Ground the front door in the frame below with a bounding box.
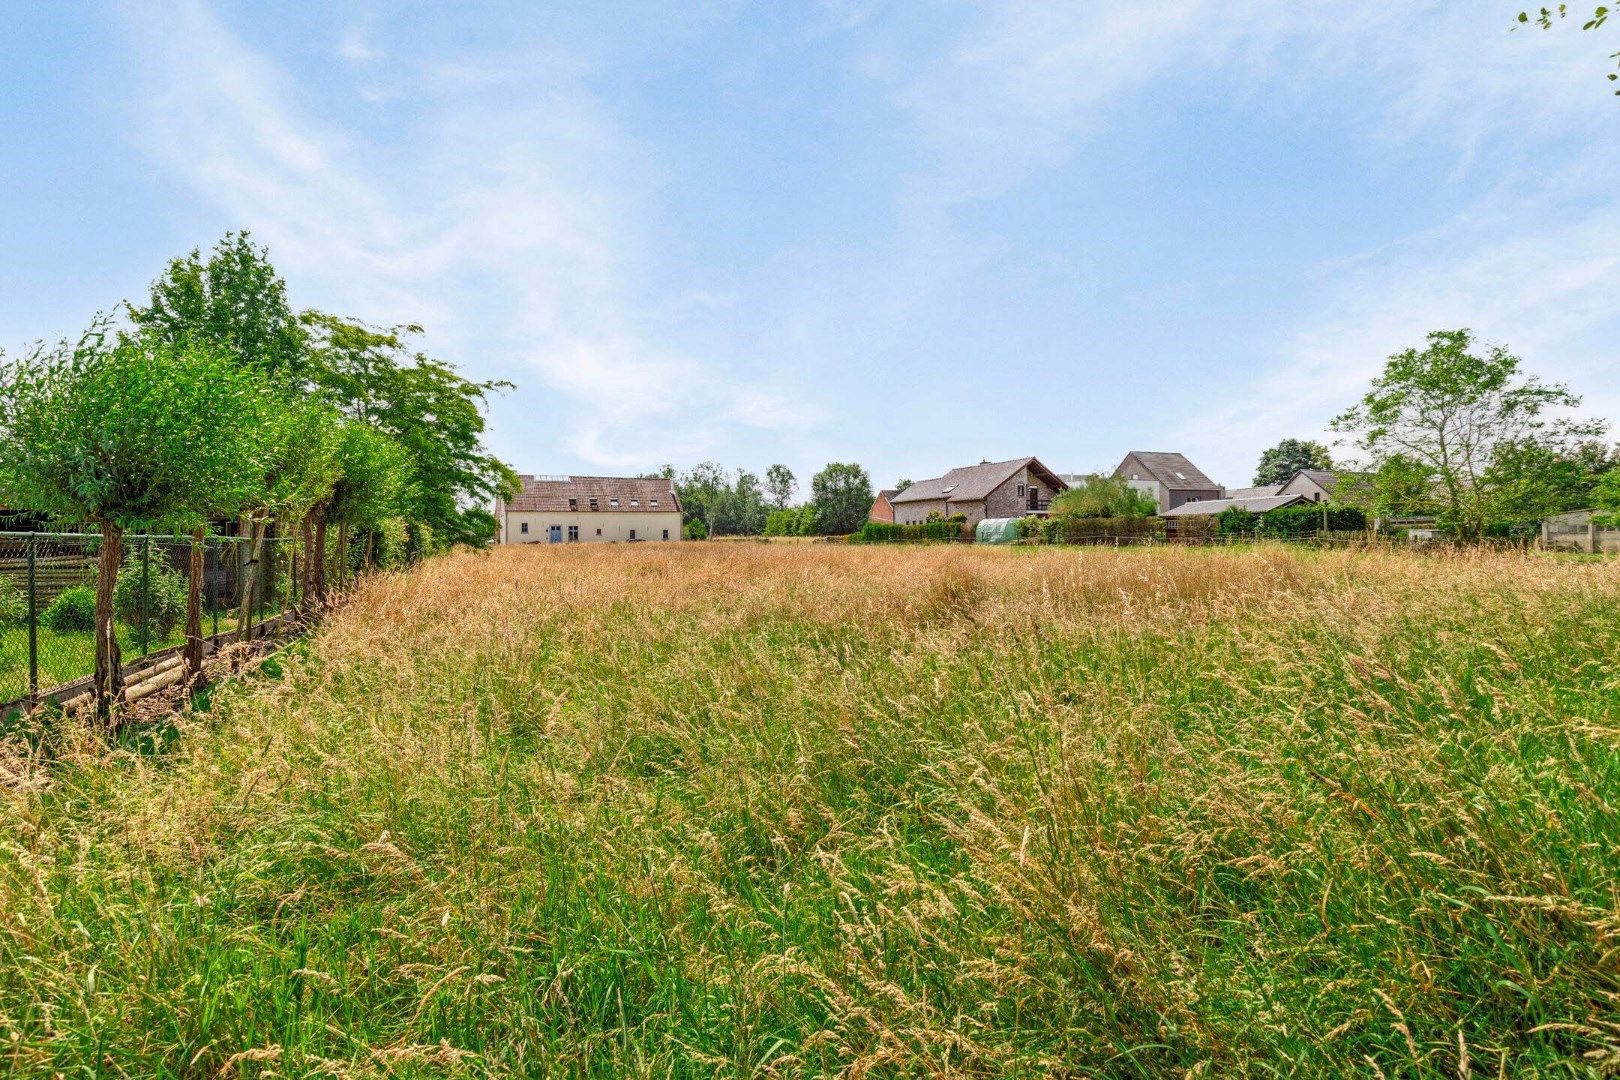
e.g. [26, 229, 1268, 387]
[548, 525, 563, 544]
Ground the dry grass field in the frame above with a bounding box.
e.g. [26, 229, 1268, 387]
[2, 542, 1618, 1077]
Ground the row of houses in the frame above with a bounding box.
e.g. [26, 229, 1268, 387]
[870, 451, 1338, 529]
[488, 452, 1340, 546]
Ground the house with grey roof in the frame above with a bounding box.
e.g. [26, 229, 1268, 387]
[1278, 469, 1338, 502]
[889, 457, 1067, 527]
[1112, 451, 1222, 513]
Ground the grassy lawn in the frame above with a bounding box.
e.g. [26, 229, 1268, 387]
[0, 612, 245, 701]
[1, 543, 1617, 1075]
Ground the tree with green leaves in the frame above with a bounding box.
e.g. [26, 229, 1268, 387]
[126, 231, 307, 378]
[1050, 473, 1159, 519]
[302, 313, 516, 547]
[1253, 439, 1333, 487]
[0, 327, 274, 717]
[809, 462, 873, 535]
[765, 464, 796, 510]
[1331, 329, 1605, 539]
[1593, 469, 1620, 525]
[322, 423, 408, 595]
[1518, 5, 1617, 95]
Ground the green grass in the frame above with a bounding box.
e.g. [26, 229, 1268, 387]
[0, 543, 1617, 1076]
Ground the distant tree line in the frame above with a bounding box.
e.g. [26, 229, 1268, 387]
[0, 232, 514, 719]
[649, 461, 874, 538]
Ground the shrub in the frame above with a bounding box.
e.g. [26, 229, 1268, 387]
[114, 550, 187, 640]
[1217, 504, 1368, 538]
[0, 577, 24, 625]
[41, 585, 97, 633]
[792, 505, 819, 536]
[1046, 516, 1164, 544]
[763, 509, 797, 537]
[683, 519, 709, 541]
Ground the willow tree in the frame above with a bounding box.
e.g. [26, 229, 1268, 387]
[0, 327, 269, 718]
[320, 422, 408, 599]
[237, 398, 341, 636]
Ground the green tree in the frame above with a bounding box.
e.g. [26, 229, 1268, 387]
[1593, 469, 1620, 525]
[321, 422, 408, 596]
[809, 462, 873, 535]
[765, 464, 796, 510]
[1050, 474, 1158, 519]
[1253, 439, 1333, 487]
[126, 231, 307, 378]
[1330, 329, 1605, 539]
[0, 327, 273, 717]
[302, 313, 516, 546]
[1519, 6, 1617, 95]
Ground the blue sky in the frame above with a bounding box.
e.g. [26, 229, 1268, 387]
[2, 2, 1616, 493]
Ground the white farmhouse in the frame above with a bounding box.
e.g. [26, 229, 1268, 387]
[495, 475, 684, 544]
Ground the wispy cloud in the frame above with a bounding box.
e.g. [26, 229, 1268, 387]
[117, 0, 820, 471]
[884, 1, 1618, 482]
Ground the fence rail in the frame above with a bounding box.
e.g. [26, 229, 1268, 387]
[0, 530, 324, 712]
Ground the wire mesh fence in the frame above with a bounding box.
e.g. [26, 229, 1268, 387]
[0, 530, 312, 707]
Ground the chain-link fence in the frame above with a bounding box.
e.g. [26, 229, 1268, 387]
[0, 530, 314, 708]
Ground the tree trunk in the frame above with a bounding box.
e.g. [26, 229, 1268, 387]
[336, 521, 349, 592]
[237, 517, 263, 642]
[184, 524, 206, 677]
[93, 522, 124, 723]
[299, 513, 316, 615]
[362, 528, 375, 572]
[313, 518, 329, 605]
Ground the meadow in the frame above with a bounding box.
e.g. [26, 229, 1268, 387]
[1, 542, 1617, 1077]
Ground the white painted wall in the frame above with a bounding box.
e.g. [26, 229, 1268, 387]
[502, 510, 683, 544]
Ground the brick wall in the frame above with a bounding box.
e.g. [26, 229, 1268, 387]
[869, 495, 895, 523]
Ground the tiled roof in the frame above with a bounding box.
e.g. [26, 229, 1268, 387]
[1225, 484, 1283, 500]
[504, 475, 681, 513]
[1117, 451, 1219, 491]
[1292, 469, 1338, 489]
[890, 457, 1065, 504]
[1162, 494, 1309, 517]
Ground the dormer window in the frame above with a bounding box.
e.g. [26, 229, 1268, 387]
[650, 498, 659, 507]
[568, 498, 577, 510]
[589, 498, 598, 510]
[609, 498, 620, 507]
[630, 499, 640, 507]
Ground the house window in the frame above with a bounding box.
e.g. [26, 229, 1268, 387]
[650, 498, 659, 507]
[595, 528, 602, 536]
[629, 529, 637, 540]
[589, 498, 599, 510]
[1017, 484, 1025, 497]
[630, 499, 640, 507]
[662, 529, 669, 540]
[1186, 496, 1199, 503]
[520, 522, 529, 534]
[609, 498, 620, 507]
[568, 498, 577, 510]
[568, 525, 579, 542]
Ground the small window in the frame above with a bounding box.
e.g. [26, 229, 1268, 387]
[1017, 484, 1025, 497]
[589, 498, 599, 510]
[610, 498, 620, 507]
[568, 498, 577, 510]
[568, 525, 579, 541]
[595, 528, 602, 536]
[630, 499, 640, 507]
[1186, 496, 1199, 503]
[650, 498, 659, 507]
[662, 529, 669, 540]
[629, 529, 637, 540]
[520, 522, 529, 534]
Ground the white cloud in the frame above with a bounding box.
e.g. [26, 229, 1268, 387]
[888, 1, 1619, 483]
[116, 0, 818, 470]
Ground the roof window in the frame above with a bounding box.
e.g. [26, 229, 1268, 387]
[630, 499, 640, 507]
[609, 498, 620, 507]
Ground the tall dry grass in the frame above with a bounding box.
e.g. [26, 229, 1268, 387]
[1, 542, 1617, 1076]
